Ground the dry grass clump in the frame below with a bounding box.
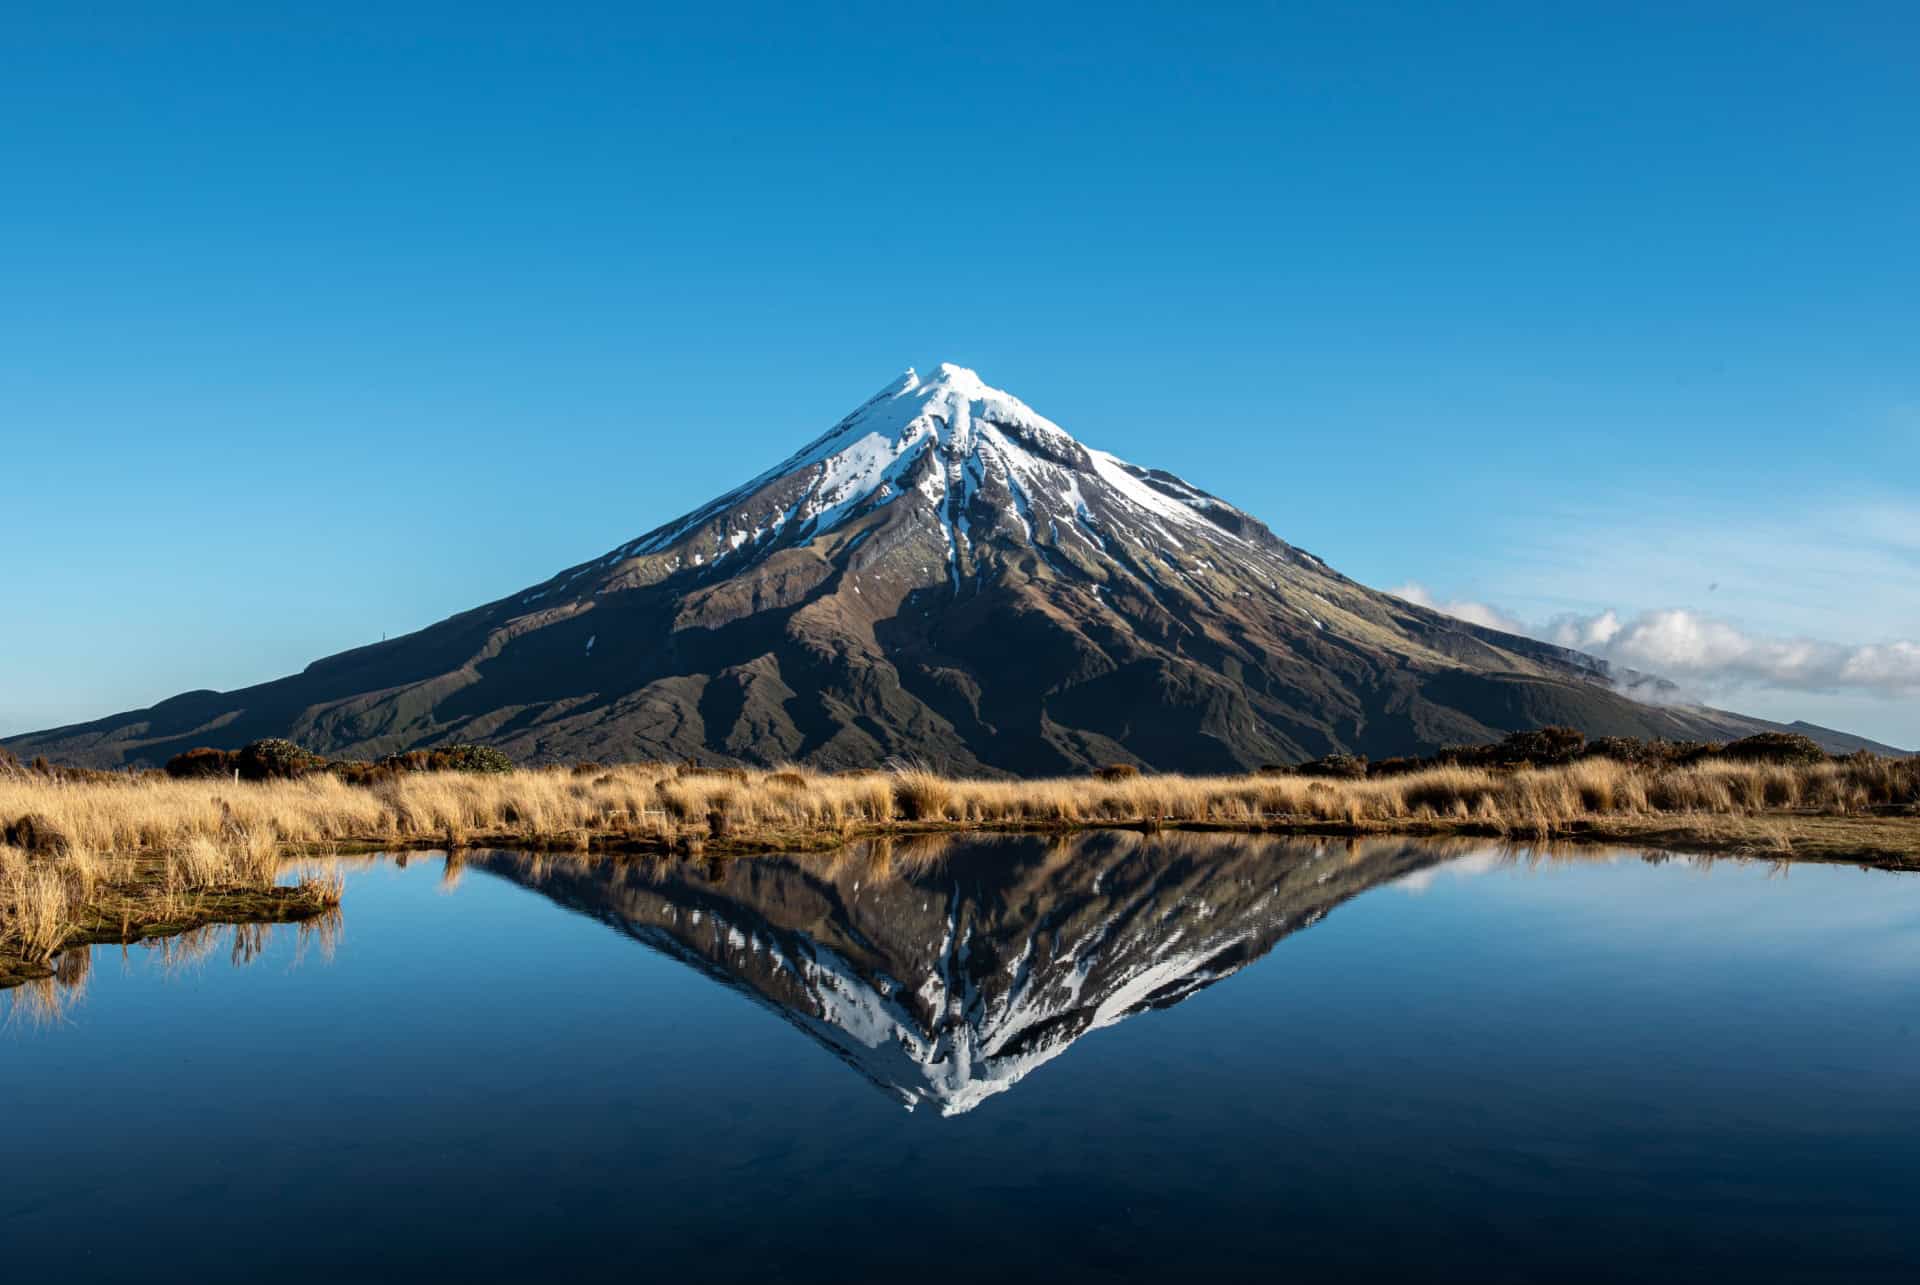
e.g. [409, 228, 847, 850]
[892, 770, 957, 822]
[0, 845, 85, 961]
[0, 797, 345, 986]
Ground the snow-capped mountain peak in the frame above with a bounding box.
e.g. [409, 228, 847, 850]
[892, 361, 1073, 449]
[765, 359, 1083, 498]
[601, 362, 1275, 590]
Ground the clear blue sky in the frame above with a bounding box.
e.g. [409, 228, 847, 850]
[4, 2, 1916, 745]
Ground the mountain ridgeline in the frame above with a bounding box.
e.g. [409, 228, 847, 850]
[8, 364, 1891, 771]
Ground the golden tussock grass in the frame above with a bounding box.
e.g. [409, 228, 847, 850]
[2, 753, 1912, 871]
[0, 772, 351, 984]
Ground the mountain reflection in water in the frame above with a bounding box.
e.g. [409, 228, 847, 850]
[11, 835, 1920, 1283]
[463, 831, 1475, 1114]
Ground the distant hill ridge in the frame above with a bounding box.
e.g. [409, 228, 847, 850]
[9, 364, 1906, 770]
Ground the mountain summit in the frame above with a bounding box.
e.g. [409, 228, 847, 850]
[588, 361, 1279, 594]
[8, 364, 1883, 770]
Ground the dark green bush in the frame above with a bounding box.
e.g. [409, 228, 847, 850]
[1488, 726, 1587, 767]
[1366, 729, 1757, 777]
[235, 738, 322, 781]
[1722, 732, 1828, 765]
[155, 740, 521, 786]
[1295, 753, 1369, 779]
[1580, 736, 1654, 765]
[432, 744, 515, 774]
[1657, 740, 1723, 766]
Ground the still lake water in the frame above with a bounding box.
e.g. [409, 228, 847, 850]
[5, 832, 1919, 1282]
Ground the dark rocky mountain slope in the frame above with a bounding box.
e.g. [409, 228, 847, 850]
[8, 364, 1896, 770]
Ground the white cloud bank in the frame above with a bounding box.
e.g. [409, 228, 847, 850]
[1391, 583, 1920, 698]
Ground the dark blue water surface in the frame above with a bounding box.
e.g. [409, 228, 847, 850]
[5, 832, 1918, 1283]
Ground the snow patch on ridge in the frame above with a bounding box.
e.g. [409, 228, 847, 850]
[1087, 449, 1245, 547]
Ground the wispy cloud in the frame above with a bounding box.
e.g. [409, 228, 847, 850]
[1387, 582, 1528, 635]
[1551, 609, 1920, 695]
[1392, 583, 1920, 697]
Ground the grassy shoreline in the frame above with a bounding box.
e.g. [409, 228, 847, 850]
[0, 875, 337, 992]
[6, 756, 1916, 864]
[0, 834, 343, 993]
[5, 755, 1916, 988]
